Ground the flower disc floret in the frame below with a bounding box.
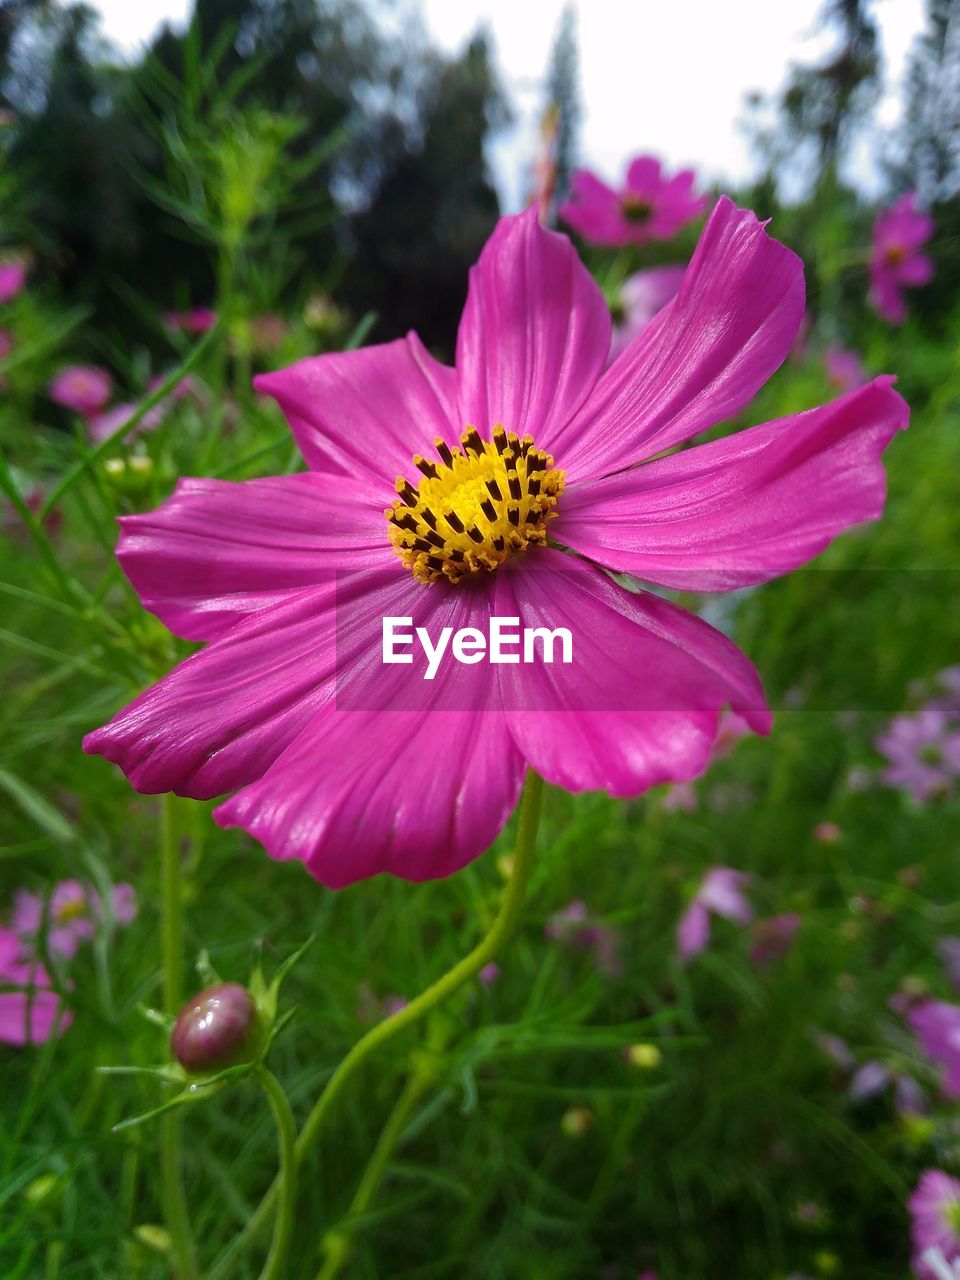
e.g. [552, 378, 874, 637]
[386, 425, 565, 584]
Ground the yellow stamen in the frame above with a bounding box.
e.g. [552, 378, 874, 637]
[56, 896, 87, 923]
[386, 425, 565, 584]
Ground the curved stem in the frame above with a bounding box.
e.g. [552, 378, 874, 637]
[254, 1066, 299, 1280]
[314, 1068, 429, 1280]
[160, 795, 198, 1280]
[209, 770, 544, 1280]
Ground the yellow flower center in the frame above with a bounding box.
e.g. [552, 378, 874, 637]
[386, 425, 565, 585]
[56, 896, 87, 924]
[621, 195, 653, 224]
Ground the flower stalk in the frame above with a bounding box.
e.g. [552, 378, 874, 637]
[209, 769, 544, 1280]
[159, 795, 198, 1280]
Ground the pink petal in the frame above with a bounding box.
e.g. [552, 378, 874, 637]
[215, 581, 524, 887]
[898, 252, 934, 286]
[117, 472, 395, 642]
[492, 549, 769, 797]
[84, 568, 415, 800]
[551, 197, 805, 482]
[625, 155, 663, 198]
[677, 901, 711, 960]
[0, 989, 71, 1045]
[555, 377, 908, 591]
[254, 332, 458, 479]
[558, 170, 626, 245]
[455, 206, 610, 448]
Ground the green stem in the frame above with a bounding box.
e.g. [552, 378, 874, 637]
[315, 1067, 431, 1280]
[159, 796, 198, 1280]
[254, 1066, 299, 1280]
[209, 770, 544, 1280]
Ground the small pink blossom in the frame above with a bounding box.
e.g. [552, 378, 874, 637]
[908, 1001, 960, 1097]
[824, 346, 868, 393]
[677, 867, 752, 962]
[49, 365, 113, 418]
[478, 962, 500, 986]
[545, 901, 621, 977]
[0, 927, 71, 1046]
[0, 260, 27, 304]
[910, 1171, 960, 1277]
[661, 780, 697, 813]
[609, 266, 685, 362]
[876, 707, 960, 803]
[11, 880, 136, 959]
[748, 913, 801, 967]
[814, 821, 842, 844]
[559, 155, 706, 247]
[869, 192, 934, 325]
[164, 307, 217, 334]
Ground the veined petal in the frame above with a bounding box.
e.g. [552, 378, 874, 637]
[215, 580, 524, 887]
[493, 549, 769, 797]
[254, 332, 458, 482]
[117, 473, 394, 642]
[556, 378, 908, 591]
[83, 568, 417, 800]
[455, 206, 611, 448]
[552, 197, 805, 482]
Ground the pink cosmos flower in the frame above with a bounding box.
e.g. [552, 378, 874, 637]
[0, 927, 71, 1045]
[824, 346, 868, 393]
[49, 365, 113, 418]
[677, 866, 753, 961]
[0, 260, 27, 304]
[609, 265, 685, 363]
[85, 200, 907, 888]
[559, 155, 706, 247]
[869, 192, 934, 325]
[876, 707, 960, 803]
[11, 879, 137, 959]
[164, 307, 217, 334]
[910, 1172, 960, 1279]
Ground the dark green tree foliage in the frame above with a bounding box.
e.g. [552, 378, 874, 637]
[346, 33, 507, 351]
[896, 0, 960, 202]
[544, 4, 579, 207]
[0, 0, 504, 356]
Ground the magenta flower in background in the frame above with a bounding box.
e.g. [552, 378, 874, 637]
[909, 1001, 960, 1097]
[677, 867, 753, 961]
[869, 192, 934, 325]
[85, 199, 907, 888]
[0, 260, 27, 304]
[910, 1172, 960, 1279]
[609, 265, 685, 363]
[11, 879, 137, 959]
[49, 365, 113, 418]
[824, 346, 868, 393]
[164, 307, 217, 334]
[545, 901, 621, 977]
[748, 913, 801, 967]
[876, 707, 960, 803]
[0, 927, 70, 1046]
[559, 155, 706, 247]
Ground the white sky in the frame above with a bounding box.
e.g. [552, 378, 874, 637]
[89, 0, 926, 209]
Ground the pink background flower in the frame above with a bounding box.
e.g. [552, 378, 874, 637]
[869, 192, 934, 325]
[559, 155, 706, 246]
[49, 365, 113, 417]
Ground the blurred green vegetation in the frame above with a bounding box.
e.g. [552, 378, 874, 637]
[1, 0, 960, 1277]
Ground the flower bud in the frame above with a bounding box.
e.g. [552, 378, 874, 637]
[560, 1106, 593, 1138]
[625, 1043, 662, 1070]
[170, 982, 259, 1074]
